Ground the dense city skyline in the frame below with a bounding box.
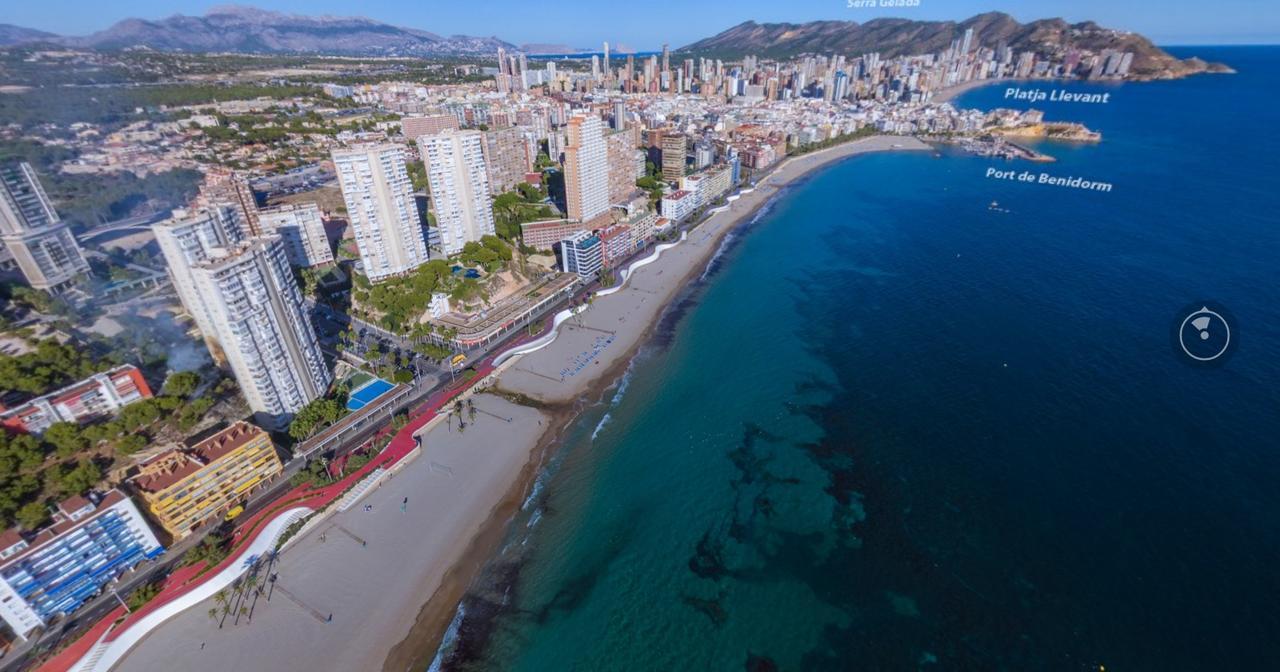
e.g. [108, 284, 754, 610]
[4, 0, 1278, 49]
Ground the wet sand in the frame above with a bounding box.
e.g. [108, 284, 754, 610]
[108, 135, 930, 672]
[933, 77, 1011, 103]
[113, 395, 548, 672]
[498, 135, 931, 405]
[379, 134, 932, 668]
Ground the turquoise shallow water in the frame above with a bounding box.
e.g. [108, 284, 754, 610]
[433, 46, 1280, 671]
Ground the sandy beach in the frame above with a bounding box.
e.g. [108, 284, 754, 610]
[107, 134, 929, 672]
[113, 394, 548, 672]
[933, 77, 1010, 103]
[498, 134, 931, 406]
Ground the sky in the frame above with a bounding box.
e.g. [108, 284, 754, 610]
[5, 0, 1278, 49]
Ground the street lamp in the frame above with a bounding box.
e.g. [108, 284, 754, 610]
[110, 587, 131, 613]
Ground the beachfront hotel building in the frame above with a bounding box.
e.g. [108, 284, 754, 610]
[598, 224, 633, 269]
[0, 491, 164, 639]
[628, 211, 659, 244]
[0, 364, 153, 435]
[153, 206, 246, 363]
[0, 162, 89, 294]
[257, 202, 334, 268]
[332, 144, 429, 282]
[187, 237, 331, 429]
[661, 189, 697, 222]
[129, 422, 284, 539]
[564, 113, 610, 222]
[417, 130, 496, 256]
[560, 230, 603, 280]
[680, 164, 733, 209]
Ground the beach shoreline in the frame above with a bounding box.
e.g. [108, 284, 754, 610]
[107, 135, 930, 672]
[933, 77, 1011, 103]
[378, 134, 933, 670]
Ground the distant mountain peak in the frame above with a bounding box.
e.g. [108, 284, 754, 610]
[0, 4, 512, 56]
[678, 13, 1230, 79]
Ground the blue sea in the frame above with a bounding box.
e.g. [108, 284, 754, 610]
[432, 46, 1280, 671]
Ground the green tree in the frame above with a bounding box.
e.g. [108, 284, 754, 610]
[114, 434, 149, 456]
[43, 422, 88, 457]
[16, 501, 49, 530]
[55, 459, 102, 495]
[162, 370, 201, 398]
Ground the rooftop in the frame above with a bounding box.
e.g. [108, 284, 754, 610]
[131, 421, 268, 494]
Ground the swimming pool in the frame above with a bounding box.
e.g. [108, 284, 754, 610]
[346, 378, 394, 411]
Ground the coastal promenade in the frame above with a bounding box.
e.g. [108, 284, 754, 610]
[92, 134, 929, 672]
[499, 134, 931, 405]
[109, 395, 546, 672]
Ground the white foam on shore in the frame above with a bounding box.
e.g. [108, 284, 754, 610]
[521, 470, 547, 511]
[610, 366, 634, 405]
[425, 602, 466, 672]
[590, 413, 612, 441]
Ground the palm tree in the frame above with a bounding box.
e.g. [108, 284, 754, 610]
[207, 607, 219, 624]
[214, 590, 230, 628]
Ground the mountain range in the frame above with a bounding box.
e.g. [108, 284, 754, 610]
[678, 12, 1231, 79]
[0, 6, 1231, 78]
[0, 5, 515, 56]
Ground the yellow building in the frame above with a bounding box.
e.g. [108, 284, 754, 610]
[129, 421, 283, 539]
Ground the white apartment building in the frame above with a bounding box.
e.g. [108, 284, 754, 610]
[0, 162, 89, 293]
[153, 206, 245, 362]
[679, 164, 733, 209]
[416, 131, 497, 256]
[189, 237, 332, 428]
[257, 202, 334, 268]
[0, 490, 163, 639]
[661, 189, 697, 222]
[332, 144, 429, 282]
[564, 113, 610, 223]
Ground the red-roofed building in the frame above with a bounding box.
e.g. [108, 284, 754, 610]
[128, 422, 283, 539]
[0, 365, 153, 435]
[598, 224, 633, 268]
[520, 218, 588, 251]
[661, 189, 697, 222]
[0, 489, 162, 639]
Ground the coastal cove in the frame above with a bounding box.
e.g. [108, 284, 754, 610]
[430, 46, 1280, 672]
